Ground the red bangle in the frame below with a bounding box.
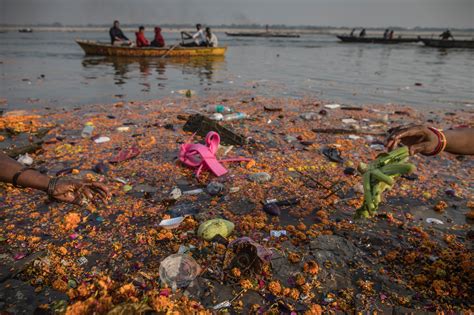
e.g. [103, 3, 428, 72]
[425, 127, 446, 156]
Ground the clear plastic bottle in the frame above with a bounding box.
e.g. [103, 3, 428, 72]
[222, 112, 248, 121]
[209, 113, 224, 121]
[81, 122, 95, 138]
[205, 104, 233, 113]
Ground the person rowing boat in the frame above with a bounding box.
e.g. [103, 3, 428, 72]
[181, 24, 207, 47]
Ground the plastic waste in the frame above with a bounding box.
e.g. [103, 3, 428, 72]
[206, 182, 224, 196]
[213, 301, 232, 310]
[300, 112, 320, 121]
[222, 112, 247, 121]
[159, 217, 185, 229]
[209, 113, 224, 121]
[248, 172, 272, 183]
[270, 230, 287, 237]
[324, 104, 341, 109]
[159, 254, 201, 289]
[205, 104, 233, 113]
[342, 118, 358, 124]
[17, 153, 33, 166]
[81, 122, 95, 138]
[182, 188, 203, 195]
[77, 256, 88, 265]
[263, 198, 299, 216]
[197, 219, 234, 240]
[169, 187, 182, 200]
[322, 147, 344, 163]
[93, 136, 110, 144]
[426, 218, 444, 225]
[167, 203, 200, 217]
[116, 126, 130, 132]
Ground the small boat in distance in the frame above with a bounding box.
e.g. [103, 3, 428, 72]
[336, 35, 419, 44]
[420, 38, 474, 49]
[18, 28, 33, 33]
[226, 32, 300, 38]
[75, 40, 227, 57]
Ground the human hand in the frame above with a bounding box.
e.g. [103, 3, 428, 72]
[386, 125, 438, 155]
[51, 179, 110, 205]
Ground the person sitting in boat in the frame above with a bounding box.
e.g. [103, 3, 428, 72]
[350, 28, 356, 37]
[109, 20, 131, 45]
[359, 29, 366, 37]
[150, 26, 165, 47]
[383, 29, 389, 39]
[389, 30, 394, 39]
[0, 151, 110, 206]
[181, 24, 206, 47]
[205, 27, 218, 47]
[439, 29, 454, 40]
[135, 26, 150, 47]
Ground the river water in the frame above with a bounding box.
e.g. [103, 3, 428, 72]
[0, 31, 473, 109]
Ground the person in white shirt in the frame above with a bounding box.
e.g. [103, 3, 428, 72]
[205, 27, 218, 47]
[181, 24, 206, 47]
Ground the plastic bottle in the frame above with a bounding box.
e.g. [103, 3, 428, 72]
[205, 104, 233, 113]
[209, 113, 224, 121]
[81, 122, 95, 138]
[222, 112, 248, 121]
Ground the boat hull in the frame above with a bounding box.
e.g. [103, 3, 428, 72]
[337, 35, 419, 44]
[420, 39, 474, 49]
[76, 40, 227, 57]
[225, 32, 300, 38]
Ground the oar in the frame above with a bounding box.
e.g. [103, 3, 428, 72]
[160, 42, 181, 59]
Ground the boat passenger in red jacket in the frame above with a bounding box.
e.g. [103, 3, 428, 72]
[151, 27, 165, 47]
[135, 26, 150, 47]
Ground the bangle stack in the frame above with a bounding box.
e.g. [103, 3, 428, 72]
[47, 177, 60, 198]
[426, 127, 447, 156]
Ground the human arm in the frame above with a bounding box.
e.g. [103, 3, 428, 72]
[0, 152, 110, 204]
[386, 126, 474, 156]
[181, 31, 192, 39]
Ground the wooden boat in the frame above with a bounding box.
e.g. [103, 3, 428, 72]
[337, 35, 419, 44]
[420, 38, 474, 49]
[18, 28, 33, 33]
[76, 40, 227, 57]
[225, 32, 300, 38]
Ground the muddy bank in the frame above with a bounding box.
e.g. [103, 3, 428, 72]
[0, 95, 473, 313]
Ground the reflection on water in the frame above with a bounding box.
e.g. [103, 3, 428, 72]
[1, 31, 473, 109]
[81, 56, 226, 88]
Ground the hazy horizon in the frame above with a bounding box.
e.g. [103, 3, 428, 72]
[1, 0, 473, 29]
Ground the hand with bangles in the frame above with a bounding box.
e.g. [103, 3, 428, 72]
[0, 152, 110, 206]
[386, 125, 474, 156]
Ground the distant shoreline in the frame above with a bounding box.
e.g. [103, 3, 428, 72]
[2, 26, 474, 38]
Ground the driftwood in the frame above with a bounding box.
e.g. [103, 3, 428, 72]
[183, 114, 246, 146]
[5, 141, 43, 158]
[312, 128, 386, 136]
[1, 127, 53, 157]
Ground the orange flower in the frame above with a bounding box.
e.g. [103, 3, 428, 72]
[288, 252, 301, 264]
[434, 201, 448, 212]
[303, 260, 319, 275]
[268, 280, 282, 295]
[305, 304, 323, 315]
[64, 212, 81, 231]
[59, 246, 68, 255]
[231, 267, 241, 278]
[404, 252, 417, 264]
[240, 279, 253, 290]
[385, 250, 398, 262]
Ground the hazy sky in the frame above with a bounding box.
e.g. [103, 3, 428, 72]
[1, 0, 473, 28]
